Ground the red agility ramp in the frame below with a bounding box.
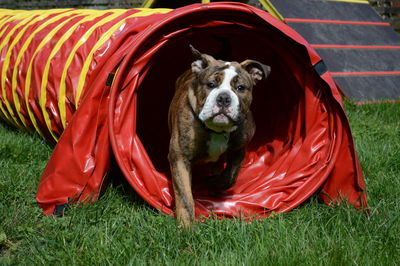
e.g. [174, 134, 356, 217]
[0, 3, 367, 218]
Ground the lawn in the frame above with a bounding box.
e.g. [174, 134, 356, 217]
[0, 102, 399, 265]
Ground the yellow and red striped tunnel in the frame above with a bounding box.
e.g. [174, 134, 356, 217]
[0, 3, 368, 218]
[0, 8, 170, 143]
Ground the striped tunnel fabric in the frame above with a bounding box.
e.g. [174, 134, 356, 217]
[270, 0, 400, 102]
[0, 8, 170, 143]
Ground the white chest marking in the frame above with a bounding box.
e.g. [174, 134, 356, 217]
[206, 132, 230, 162]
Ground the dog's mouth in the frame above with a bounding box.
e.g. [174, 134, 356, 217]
[212, 112, 231, 124]
[212, 109, 244, 124]
[203, 111, 239, 133]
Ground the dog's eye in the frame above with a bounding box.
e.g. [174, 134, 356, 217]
[236, 85, 247, 92]
[207, 82, 216, 89]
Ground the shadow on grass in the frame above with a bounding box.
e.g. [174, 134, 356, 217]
[107, 161, 157, 212]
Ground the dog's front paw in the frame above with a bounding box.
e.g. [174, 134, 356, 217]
[173, 195, 195, 230]
[176, 211, 195, 231]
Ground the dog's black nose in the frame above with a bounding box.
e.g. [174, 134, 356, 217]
[216, 93, 231, 107]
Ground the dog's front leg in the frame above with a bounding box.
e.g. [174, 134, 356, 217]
[168, 151, 194, 229]
[215, 148, 246, 191]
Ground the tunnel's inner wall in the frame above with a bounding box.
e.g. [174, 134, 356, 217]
[136, 27, 307, 175]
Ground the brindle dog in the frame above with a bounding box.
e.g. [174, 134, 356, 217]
[168, 46, 270, 229]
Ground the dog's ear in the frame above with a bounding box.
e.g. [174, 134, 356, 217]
[240, 60, 271, 84]
[190, 45, 217, 74]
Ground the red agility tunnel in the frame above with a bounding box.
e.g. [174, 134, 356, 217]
[0, 3, 367, 218]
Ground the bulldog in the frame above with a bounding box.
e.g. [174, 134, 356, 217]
[168, 46, 270, 229]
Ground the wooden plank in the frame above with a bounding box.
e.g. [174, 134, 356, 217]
[334, 75, 400, 101]
[270, 0, 383, 22]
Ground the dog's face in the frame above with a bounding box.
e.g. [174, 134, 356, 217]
[188, 46, 270, 133]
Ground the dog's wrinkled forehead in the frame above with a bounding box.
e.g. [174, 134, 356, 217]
[198, 62, 253, 88]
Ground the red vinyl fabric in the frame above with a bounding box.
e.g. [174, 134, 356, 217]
[0, 3, 367, 218]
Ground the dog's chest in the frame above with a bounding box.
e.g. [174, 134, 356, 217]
[205, 132, 230, 162]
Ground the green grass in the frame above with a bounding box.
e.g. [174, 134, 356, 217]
[1, 102, 399, 265]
